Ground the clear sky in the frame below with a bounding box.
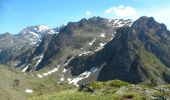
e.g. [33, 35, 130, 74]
[1, 0, 170, 34]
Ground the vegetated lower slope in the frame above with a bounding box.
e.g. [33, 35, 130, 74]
[67, 16, 170, 85]
[0, 65, 71, 100]
[29, 80, 170, 100]
[0, 65, 36, 100]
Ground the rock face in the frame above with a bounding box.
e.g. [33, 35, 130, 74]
[67, 16, 170, 85]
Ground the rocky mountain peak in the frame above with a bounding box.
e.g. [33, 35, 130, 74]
[132, 16, 167, 31]
[19, 25, 49, 36]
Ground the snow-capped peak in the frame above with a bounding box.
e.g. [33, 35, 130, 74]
[17, 25, 52, 45]
[36, 25, 50, 32]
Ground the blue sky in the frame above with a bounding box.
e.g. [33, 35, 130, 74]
[1, 0, 170, 34]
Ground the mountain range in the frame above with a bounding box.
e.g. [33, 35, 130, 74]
[1, 16, 170, 88]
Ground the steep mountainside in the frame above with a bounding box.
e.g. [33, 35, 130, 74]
[0, 25, 60, 67]
[2, 16, 170, 87]
[13, 17, 132, 87]
[35, 17, 132, 70]
[67, 16, 170, 85]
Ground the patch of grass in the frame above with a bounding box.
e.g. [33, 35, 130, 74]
[89, 81, 102, 89]
[29, 74, 71, 97]
[106, 80, 129, 88]
[89, 80, 129, 90]
[112, 92, 144, 100]
[122, 92, 144, 100]
[140, 49, 165, 71]
[138, 83, 154, 88]
[139, 49, 168, 85]
[29, 89, 112, 100]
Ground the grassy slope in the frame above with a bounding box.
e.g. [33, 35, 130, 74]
[0, 65, 37, 100]
[139, 49, 170, 85]
[29, 80, 170, 100]
[0, 65, 70, 100]
[30, 89, 112, 100]
[1, 64, 169, 100]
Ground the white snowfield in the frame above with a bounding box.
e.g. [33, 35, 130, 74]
[88, 38, 96, 45]
[68, 67, 98, 87]
[25, 89, 33, 93]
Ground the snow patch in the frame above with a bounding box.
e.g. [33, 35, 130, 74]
[48, 30, 55, 34]
[108, 19, 112, 22]
[90, 67, 98, 72]
[88, 38, 96, 45]
[60, 77, 64, 81]
[43, 65, 60, 77]
[21, 65, 29, 72]
[95, 43, 107, 51]
[11, 39, 14, 44]
[113, 19, 132, 27]
[67, 78, 71, 82]
[34, 28, 38, 31]
[79, 51, 93, 56]
[29, 32, 39, 37]
[117, 21, 125, 27]
[63, 68, 67, 73]
[98, 33, 106, 38]
[37, 65, 60, 78]
[37, 25, 49, 32]
[64, 57, 74, 67]
[25, 89, 33, 93]
[37, 74, 43, 78]
[99, 43, 106, 47]
[33, 54, 44, 70]
[113, 19, 119, 25]
[68, 67, 98, 87]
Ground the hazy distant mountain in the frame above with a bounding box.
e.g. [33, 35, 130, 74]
[0, 25, 60, 65]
